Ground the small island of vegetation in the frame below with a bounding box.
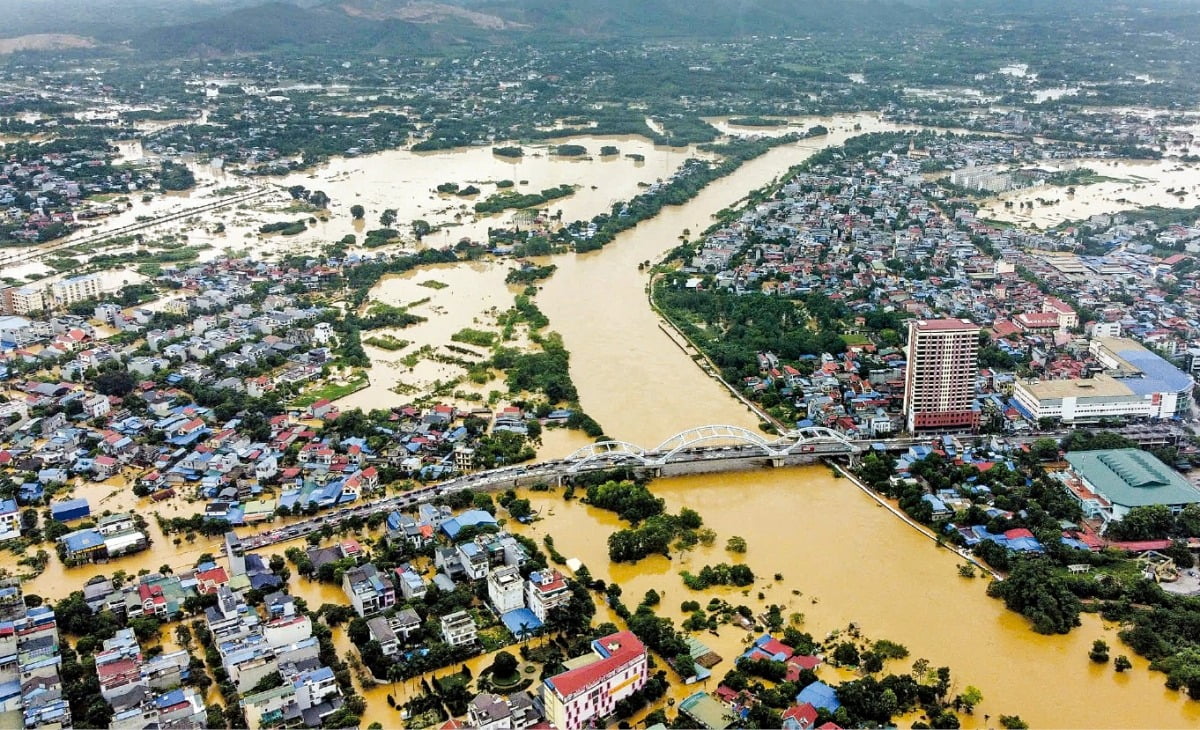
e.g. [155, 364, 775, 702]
[728, 116, 788, 127]
[555, 144, 588, 157]
[474, 184, 576, 214]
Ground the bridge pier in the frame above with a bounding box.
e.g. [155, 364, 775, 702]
[770, 456, 786, 468]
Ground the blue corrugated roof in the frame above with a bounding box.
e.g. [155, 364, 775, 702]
[50, 498, 89, 518]
[1113, 344, 1193, 396]
[797, 681, 841, 711]
[61, 529, 104, 553]
[441, 509, 497, 538]
[500, 608, 543, 637]
[154, 689, 186, 709]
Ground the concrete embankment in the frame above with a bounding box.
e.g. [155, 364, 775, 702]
[830, 461, 1002, 580]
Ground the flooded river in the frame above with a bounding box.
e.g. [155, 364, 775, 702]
[537, 114, 910, 446]
[6, 112, 1200, 726]
[510, 471, 1200, 729]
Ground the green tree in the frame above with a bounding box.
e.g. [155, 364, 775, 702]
[957, 685, 983, 713]
[986, 558, 1081, 634]
[350, 204, 365, 219]
[1104, 505, 1176, 541]
[490, 651, 518, 679]
[726, 535, 748, 553]
[380, 208, 397, 227]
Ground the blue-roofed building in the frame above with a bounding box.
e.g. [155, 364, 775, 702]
[304, 482, 342, 509]
[0, 499, 18, 541]
[293, 663, 340, 702]
[419, 503, 449, 526]
[58, 529, 106, 561]
[419, 464, 452, 479]
[441, 509, 498, 540]
[1060, 535, 1093, 551]
[395, 569, 426, 600]
[153, 688, 186, 711]
[500, 608, 543, 638]
[341, 563, 395, 617]
[18, 482, 44, 506]
[950, 524, 1044, 553]
[277, 489, 301, 510]
[0, 678, 19, 709]
[907, 444, 933, 461]
[1014, 337, 1195, 424]
[739, 634, 796, 663]
[796, 681, 841, 712]
[921, 494, 951, 519]
[50, 497, 89, 522]
[37, 468, 68, 486]
[457, 542, 489, 580]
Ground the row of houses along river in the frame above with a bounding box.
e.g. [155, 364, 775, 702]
[5, 113, 1200, 728]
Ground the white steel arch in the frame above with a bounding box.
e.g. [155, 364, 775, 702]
[562, 424, 858, 473]
[779, 426, 860, 454]
[653, 424, 777, 463]
[564, 440, 650, 472]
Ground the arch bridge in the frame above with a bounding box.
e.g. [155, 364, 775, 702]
[563, 424, 859, 473]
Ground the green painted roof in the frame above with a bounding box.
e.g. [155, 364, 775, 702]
[679, 692, 735, 730]
[1065, 449, 1200, 508]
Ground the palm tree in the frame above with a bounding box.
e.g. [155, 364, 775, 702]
[388, 663, 403, 695]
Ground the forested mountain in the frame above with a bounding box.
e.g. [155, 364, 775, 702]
[0, 0, 1198, 58]
[0, 0, 265, 40]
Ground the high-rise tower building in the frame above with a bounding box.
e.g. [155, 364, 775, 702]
[903, 318, 980, 432]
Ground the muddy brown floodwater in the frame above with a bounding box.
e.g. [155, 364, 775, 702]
[508, 473, 1200, 729]
[6, 114, 1200, 727]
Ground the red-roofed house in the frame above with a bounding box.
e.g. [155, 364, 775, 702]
[525, 570, 571, 622]
[136, 583, 169, 617]
[93, 455, 118, 480]
[176, 418, 206, 437]
[785, 655, 822, 681]
[783, 703, 819, 730]
[1042, 296, 1078, 329]
[1015, 311, 1061, 333]
[98, 658, 142, 695]
[308, 399, 334, 420]
[990, 319, 1021, 339]
[196, 567, 230, 595]
[542, 631, 647, 730]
